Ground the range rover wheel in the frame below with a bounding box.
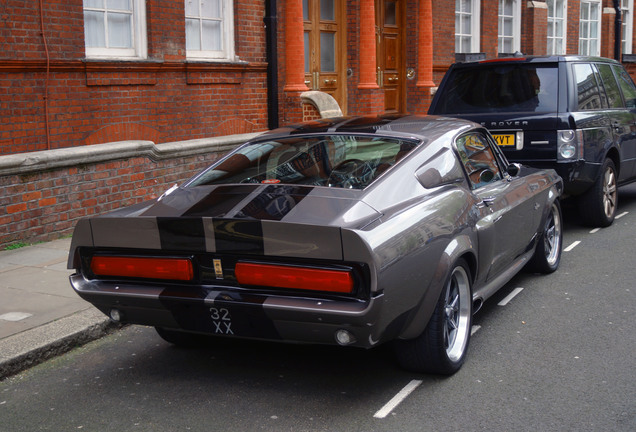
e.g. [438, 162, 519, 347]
[578, 158, 617, 227]
[394, 259, 472, 375]
[527, 200, 563, 274]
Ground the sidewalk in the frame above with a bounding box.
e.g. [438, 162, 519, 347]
[0, 238, 115, 380]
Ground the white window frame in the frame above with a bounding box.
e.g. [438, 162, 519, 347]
[185, 0, 236, 62]
[579, 1, 601, 56]
[455, 0, 481, 53]
[498, 0, 521, 53]
[622, 0, 634, 55]
[547, 0, 567, 55]
[83, 0, 147, 60]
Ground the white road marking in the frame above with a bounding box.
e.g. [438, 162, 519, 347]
[590, 228, 600, 234]
[616, 211, 629, 220]
[471, 325, 481, 335]
[498, 287, 524, 306]
[564, 241, 581, 252]
[373, 380, 422, 419]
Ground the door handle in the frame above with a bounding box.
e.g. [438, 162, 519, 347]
[478, 196, 497, 208]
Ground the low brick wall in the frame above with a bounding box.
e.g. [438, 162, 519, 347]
[0, 134, 260, 249]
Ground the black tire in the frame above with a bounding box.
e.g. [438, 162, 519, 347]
[155, 327, 208, 348]
[394, 259, 472, 375]
[578, 158, 618, 227]
[527, 199, 563, 274]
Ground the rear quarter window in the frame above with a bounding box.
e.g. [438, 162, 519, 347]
[434, 64, 558, 114]
[573, 63, 606, 110]
[597, 63, 624, 108]
[612, 65, 636, 108]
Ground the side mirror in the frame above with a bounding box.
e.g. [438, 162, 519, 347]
[506, 163, 521, 177]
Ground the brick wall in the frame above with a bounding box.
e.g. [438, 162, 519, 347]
[0, 0, 268, 156]
[0, 135, 254, 249]
[481, 0, 499, 58]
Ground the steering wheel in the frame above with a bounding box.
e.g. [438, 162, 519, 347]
[327, 159, 374, 189]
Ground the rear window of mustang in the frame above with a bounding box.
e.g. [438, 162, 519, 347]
[435, 64, 558, 114]
[189, 135, 418, 189]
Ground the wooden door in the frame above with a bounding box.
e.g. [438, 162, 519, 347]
[303, 0, 347, 113]
[376, 0, 405, 113]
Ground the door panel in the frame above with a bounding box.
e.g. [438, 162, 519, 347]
[376, 0, 404, 113]
[303, 0, 346, 113]
[456, 132, 541, 281]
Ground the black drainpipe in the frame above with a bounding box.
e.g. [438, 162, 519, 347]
[264, 0, 279, 130]
[614, 0, 622, 61]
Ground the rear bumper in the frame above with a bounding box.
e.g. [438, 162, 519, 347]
[508, 159, 600, 196]
[70, 273, 385, 348]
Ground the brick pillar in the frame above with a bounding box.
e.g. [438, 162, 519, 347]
[521, 1, 548, 56]
[284, 0, 309, 92]
[281, 0, 309, 125]
[416, 0, 435, 88]
[480, 0, 499, 58]
[357, 0, 383, 114]
[601, 7, 617, 59]
[359, 0, 379, 89]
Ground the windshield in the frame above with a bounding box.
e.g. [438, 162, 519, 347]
[435, 64, 558, 114]
[189, 135, 418, 190]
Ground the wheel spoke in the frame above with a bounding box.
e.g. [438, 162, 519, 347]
[602, 167, 617, 218]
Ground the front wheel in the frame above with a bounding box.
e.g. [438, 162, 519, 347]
[527, 199, 563, 274]
[578, 158, 617, 227]
[394, 259, 472, 375]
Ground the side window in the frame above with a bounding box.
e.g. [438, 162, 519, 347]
[83, 0, 147, 59]
[597, 64, 624, 108]
[612, 65, 636, 109]
[573, 63, 605, 110]
[456, 133, 503, 189]
[185, 0, 235, 61]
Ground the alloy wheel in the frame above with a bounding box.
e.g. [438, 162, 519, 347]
[544, 202, 562, 267]
[443, 265, 471, 362]
[602, 166, 617, 219]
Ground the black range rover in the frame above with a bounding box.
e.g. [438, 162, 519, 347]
[429, 55, 636, 227]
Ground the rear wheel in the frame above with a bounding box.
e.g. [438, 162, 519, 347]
[578, 158, 617, 227]
[527, 200, 563, 274]
[394, 259, 472, 375]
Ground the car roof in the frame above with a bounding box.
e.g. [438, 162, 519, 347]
[452, 55, 621, 68]
[257, 115, 479, 143]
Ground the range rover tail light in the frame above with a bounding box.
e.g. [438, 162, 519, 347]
[235, 262, 354, 293]
[557, 129, 584, 161]
[90, 256, 194, 281]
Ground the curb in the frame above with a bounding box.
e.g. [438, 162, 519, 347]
[0, 309, 118, 380]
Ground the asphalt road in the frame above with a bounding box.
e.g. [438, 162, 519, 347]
[1, 185, 635, 432]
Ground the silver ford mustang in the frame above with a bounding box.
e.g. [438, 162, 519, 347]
[68, 115, 563, 375]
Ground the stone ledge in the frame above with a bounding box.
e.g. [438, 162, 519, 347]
[0, 132, 262, 177]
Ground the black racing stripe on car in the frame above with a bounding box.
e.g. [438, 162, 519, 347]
[213, 219, 265, 254]
[182, 185, 260, 218]
[158, 289, 281, 339]
[157, 217, 207, 251]
[236, 185, 312, 221]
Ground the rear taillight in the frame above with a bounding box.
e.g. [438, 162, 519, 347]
[235, 262, 354, 293]
[557, 129, 584, 161]
[90, 256, 194, 281]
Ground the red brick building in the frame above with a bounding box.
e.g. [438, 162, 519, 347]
[1, 0, 635, 156]
[1, 0, 636, 247]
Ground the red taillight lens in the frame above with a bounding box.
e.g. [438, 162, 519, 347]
[235, 262, 354, 294]
[90, 256, 194, 281]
